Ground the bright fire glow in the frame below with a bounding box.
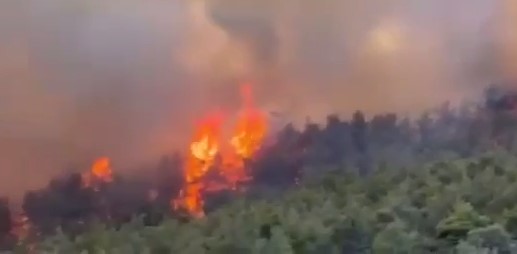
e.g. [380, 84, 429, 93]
[173, 113, 223, 217]
[91, 157, 113, 183]
[173, 83, 267, 217]
[231, 84, 268, 159]
[81, 157, 113, 189]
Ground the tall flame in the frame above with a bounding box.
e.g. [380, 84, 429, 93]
[173, 83, 268, 218]
[173, 113, 223, 217]
[222, 84, 265, 189]
[231, 84, 268, 159]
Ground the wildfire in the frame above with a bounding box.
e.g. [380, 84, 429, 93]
[81, 157, 113, 189]
[173, 113, 223, 217]
[231, 84, 268, 159]
[173, 83, 268, 217]
[188, 113, 222, 178]
[91, 157, 113, 183]
[224, 84, 267, 188]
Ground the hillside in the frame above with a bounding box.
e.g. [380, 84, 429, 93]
[28, 153, 517, 253]
[3, 87, 517, 253]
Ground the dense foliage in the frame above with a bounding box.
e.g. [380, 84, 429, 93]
[26, 153, 517, 253]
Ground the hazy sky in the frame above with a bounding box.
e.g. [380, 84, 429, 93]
[0, 0, 510, 198]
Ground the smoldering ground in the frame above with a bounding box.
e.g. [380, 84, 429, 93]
[0, 0, 513, 200]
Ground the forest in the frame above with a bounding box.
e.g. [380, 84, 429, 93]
[3, 85, 517, 253]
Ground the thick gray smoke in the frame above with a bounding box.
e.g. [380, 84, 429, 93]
[0, 0, 511, 199]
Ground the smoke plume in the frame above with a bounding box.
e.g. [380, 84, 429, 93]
[0, 0, 511, 199]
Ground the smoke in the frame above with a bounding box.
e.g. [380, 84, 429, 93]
[0, 0, 508, 199]
[201, 0, 504, 118]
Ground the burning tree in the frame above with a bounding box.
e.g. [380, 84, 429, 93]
[81, 157, 114, 189]
[173, 83, 268, 218]
[12, 81, 517, 252]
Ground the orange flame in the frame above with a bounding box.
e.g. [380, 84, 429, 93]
[221, 84, 265, 189]
[81, 157, 113, 189]
[91, 157, 113, 183]
[173, 113, 223, 217]
[173, 83, 268, 217]
[231, 84, 268, 159]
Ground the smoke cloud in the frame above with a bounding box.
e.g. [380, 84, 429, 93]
[0, 0, 510, 199]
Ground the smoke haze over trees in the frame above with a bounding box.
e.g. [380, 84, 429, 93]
[4, 86, 514, 241]
[0, 0, 515, 199]
[0, 85, 515, 251]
